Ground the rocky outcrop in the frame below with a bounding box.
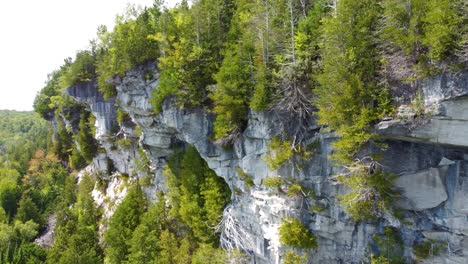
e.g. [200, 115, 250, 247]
[67, 65, 468, 263]
[377, 71, 468, 149]
[34, 214, 57, 249]
[66, 79, 117, 139]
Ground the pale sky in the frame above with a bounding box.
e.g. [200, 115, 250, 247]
[0, 0, 178, 111]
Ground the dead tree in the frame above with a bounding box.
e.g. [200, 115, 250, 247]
[272, 62, 314, 151]
[215, 205, 254, 254]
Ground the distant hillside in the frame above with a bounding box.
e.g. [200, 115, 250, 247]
[0, 110, 49, 173]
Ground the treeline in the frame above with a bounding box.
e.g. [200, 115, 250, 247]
[35, 0, 467, 160]
[0, 111, 49, 174]
[0, 111, 68, 263]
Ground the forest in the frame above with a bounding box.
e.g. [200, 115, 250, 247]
[4, 0, 467, 263]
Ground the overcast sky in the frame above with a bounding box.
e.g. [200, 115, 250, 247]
[0, 0, 178, 111]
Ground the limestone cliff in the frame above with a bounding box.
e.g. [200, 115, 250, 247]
[64, 62, 468, 263]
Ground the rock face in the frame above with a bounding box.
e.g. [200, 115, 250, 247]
[377, 71, 468, 149]
[66, 80, 117, 139]
[394, 168, 448, 211]
[67, 65, 468, 263]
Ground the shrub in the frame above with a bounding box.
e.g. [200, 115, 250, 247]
[135, 125, 142, 137]
[413, 240, 443, 261]
[263, 176, 284, 190]
[116, 138, 133, 150]
[283, 251, 307, 264]
[309, 204, 326, 213]
[286, 183, 303, 197]
[236, 167, 255, 187]
[373, 227, 405, 264]
[279, 218, 317, 249]
[338, 160, 397, 221]
[95, 173, 109, 194]
[265, 137, 295, 170]
[409, 90, 425, 117]
[116, 108, 131, 124]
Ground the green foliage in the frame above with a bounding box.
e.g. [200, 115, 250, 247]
[104, 184, 146, 264]
[15, 195, 43, 226]
[157, 229, 178, 263]
[77, 112, 98, 162]
[33, 71, 62, 119]
[47, 174, 102, 264]
[23, 150, 69, 217]
[59, 50, 97, 89]
[317, 0, 392, 164]
[150, 0, 234, 114]
[286, 183, 303, 197]
[135, 148, 153, 186]
[371, 255, 391, 264]
[0, 168, 21, 219]
[53, 117, 73, 162]
[115, 137, 133, 150]
[27, 0, 468, 262]
[263, 176, 284, 190]
[265, 137, 295, 170]
[191, 243, 229, 264]
[236, 167, 255, 187]
[176, 146, 230, 243]
[0, 208, 6, 223]
[413, 240, 443, 261]
[0, 220, 46, 264]
[145, 146, 232, 260]
[0, 111, 48, 174]
[116, 108, 131, 124]
[421, 0, 462, 61]
[372, 227, 405, 264]
[279, 217, 317, 249]
[69, 144, 87, 170]
[127, 191, 168, 263]
[338, 162, 396, 221]
[97, 7, 160, 98]
[283, 250, 308, 264]
[408, 90, 426, 118]
[211, 44, 254, 139]
[309, 204, 326, 213]
[381, 0, 463, 62]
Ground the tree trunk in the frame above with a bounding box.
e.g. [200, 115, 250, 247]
[289, 0, 296, 64]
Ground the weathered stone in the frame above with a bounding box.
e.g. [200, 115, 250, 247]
[423, 71, 468, 104]
[395, 168, 448, 211]
[66, 64, 468, 264]
[439, 157, 456, 166]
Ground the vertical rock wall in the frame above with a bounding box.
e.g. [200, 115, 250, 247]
[67, 65, 468, 263]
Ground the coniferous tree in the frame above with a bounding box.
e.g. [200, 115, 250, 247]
[316, 0, 392, 163]
[105, 184, 146, 264]
[76, 112, 98, 162]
